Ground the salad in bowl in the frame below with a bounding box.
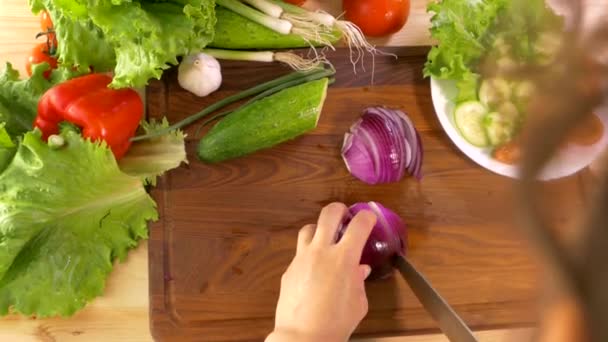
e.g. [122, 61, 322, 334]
[425, 0, 607, 179]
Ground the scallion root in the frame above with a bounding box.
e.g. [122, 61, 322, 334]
[279, 8, 392, 73]
[229, 0, 392, 74]
[291, 26, 337, 50]
[274, 52, 327, 71]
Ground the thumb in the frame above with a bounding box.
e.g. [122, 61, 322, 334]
[359, 264, 372, 280]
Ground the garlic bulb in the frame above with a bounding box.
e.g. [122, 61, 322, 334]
[178, 53, 222, 97]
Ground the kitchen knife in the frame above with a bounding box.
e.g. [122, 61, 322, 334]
[392, 255, 478, 342]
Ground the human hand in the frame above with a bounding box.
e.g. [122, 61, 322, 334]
[537, 296, 588, 342]
[265, 203, 377, 342]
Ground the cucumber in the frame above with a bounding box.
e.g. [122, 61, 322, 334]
[197, 78, 329, 163]
[210, 7, 342, 50]
[483, 112, 516, 146]
[479, 78, 511, 109]
[496, 57, 518, 73]
[513, 80, 535, 105]
[454, 101, 489, 147]
[497, 102, 520, 121]
[492, 37, 510, 56]
[534, 32, 560, 64]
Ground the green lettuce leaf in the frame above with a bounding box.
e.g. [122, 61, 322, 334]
[491, 0, 563, 63]
[0, 124, 16, 173]
[0, 124, 14, 149]
[119, 118, 187, 185]
[30, 0, 216, 88]
[423, 0, 562, 103]
[0, 62, 82, 139]
[0, 128, 158, 317]
[455, 70, 480, 103]
[423, 0, 508, 81]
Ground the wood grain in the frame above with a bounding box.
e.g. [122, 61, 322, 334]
[148, 48, 587, 341]
[0, 1, 602, 341]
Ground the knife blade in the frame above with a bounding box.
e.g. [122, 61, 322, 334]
[392, 255, 478, 342]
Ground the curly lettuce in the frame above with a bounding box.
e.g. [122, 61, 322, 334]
[0, 68, 186, 316]
[119, 118, 187, 185]
[0, 128, 157, 316]
[0, 62, 81, 138]
[424, 0, 562, 102]
[30, 0, 216, 88]
[424, 0, 507, 79]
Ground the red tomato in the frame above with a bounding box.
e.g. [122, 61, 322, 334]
[39, 10, 57, 45]
[283, 0, 305, 5]
[25, 42, 58, 79]
[343, 0, 410, 37]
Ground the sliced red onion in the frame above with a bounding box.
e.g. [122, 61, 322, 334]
[413, 131, 424, 180]
[342, 107, 423, 184]
[360, 114, 401, 183]
[342, 132, 377, 184]
[337, 202, 407, 279]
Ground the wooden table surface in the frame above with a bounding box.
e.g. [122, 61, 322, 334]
[0, 0, 602, 341]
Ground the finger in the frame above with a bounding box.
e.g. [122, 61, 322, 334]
[297, 224, 315, 251]
[313, 202, 348, 245]
[359, 264, 372, 281]
[356, 265, 370, 318]
[339, 210, 376, 257]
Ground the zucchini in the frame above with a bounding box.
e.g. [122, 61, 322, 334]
[197, 78, 329, 163]
[454, 101, 489, 147]
[210, 7, 342, 50]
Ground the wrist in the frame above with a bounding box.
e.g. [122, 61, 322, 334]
[265, 330, 345, 342]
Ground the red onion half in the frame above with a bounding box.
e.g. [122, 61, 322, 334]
[337, 202, 407, 279]
[342, 107, 423, 184]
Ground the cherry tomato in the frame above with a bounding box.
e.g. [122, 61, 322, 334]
[343, 0, 410, 37]
[39, 10, 57, 46]
[26, 42, 58, 79]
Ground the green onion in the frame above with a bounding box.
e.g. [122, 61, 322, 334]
[195, 73, 335, 136]
[217, 0, 335, 47]
[203, 49, 276, 63]
[202, 48, 325, 71]
[241, 0, 283, 18]
[234, 0, 382, 68]
[216, 0, 292, 34]
[267, 0, 335, 26]
[131, 66, 335, 141]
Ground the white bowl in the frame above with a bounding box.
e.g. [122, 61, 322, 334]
[430, 77, 608, 180]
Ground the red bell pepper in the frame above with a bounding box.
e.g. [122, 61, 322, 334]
[34, 73, 143, 159]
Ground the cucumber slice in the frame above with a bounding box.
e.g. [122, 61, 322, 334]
[496, 57, 518, 73]
[513, 80, 536, 105]
[483, 111, 516, 146]
[479, 78, 511, 109]
[497, 102, 520, 121]
[492, 36, 510, 56]
[535, 32, 561, 65]
[454, 101, 489, 147]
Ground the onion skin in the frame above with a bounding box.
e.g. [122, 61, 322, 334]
[337, 202, 407, 279]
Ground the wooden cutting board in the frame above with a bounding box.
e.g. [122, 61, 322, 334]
[147, 47, 587, 342]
